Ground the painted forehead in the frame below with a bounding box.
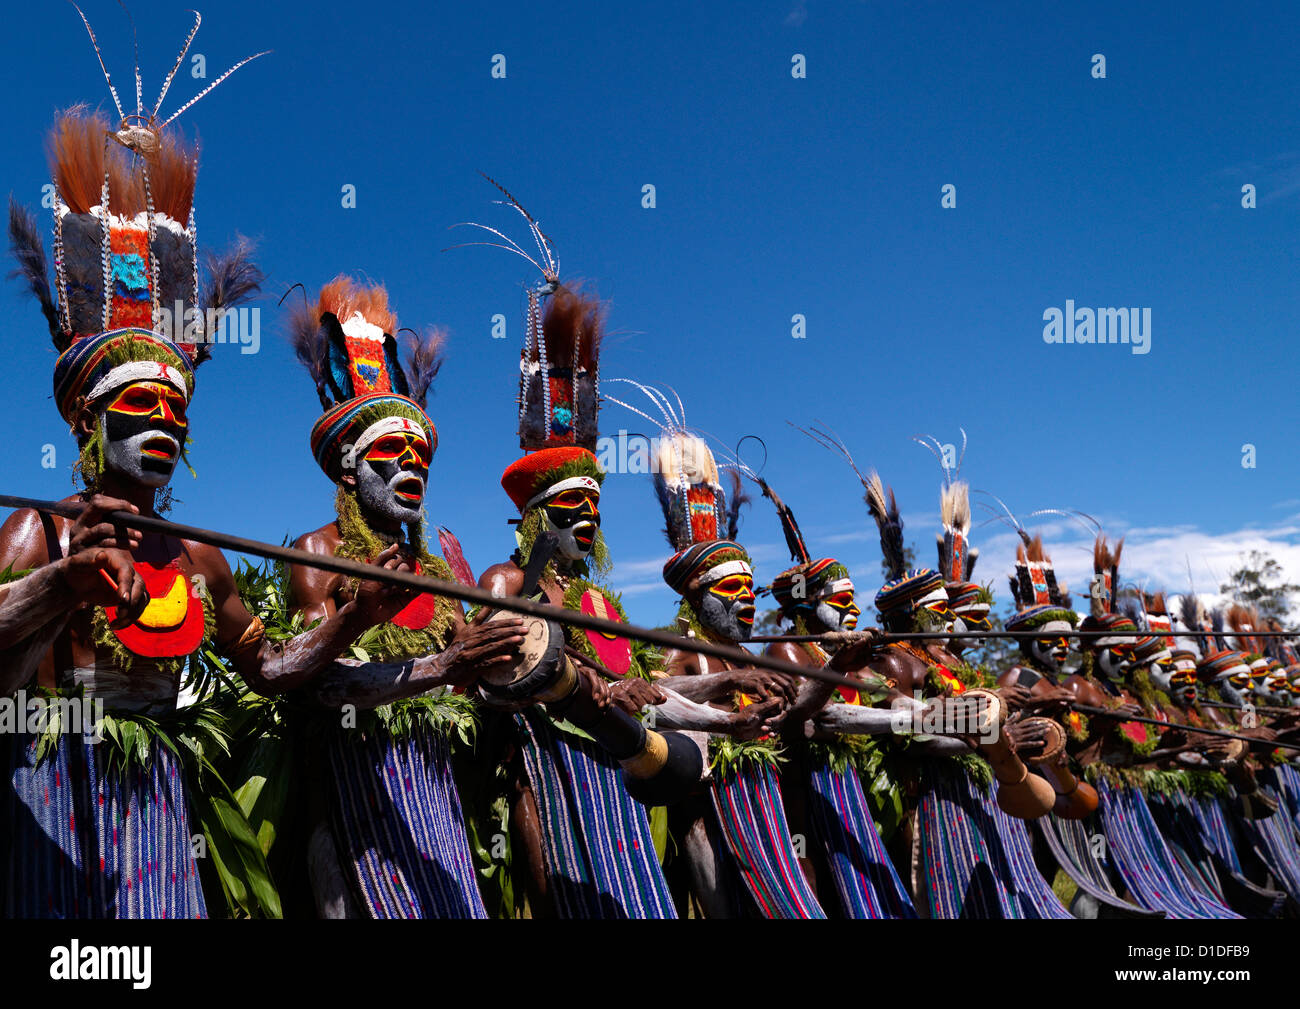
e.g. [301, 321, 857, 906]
[105, 380, 189, 419]
[364, 430, 431, 461]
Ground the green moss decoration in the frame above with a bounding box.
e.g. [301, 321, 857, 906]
[333, 485, 457, 662]
[72, 425, 106, 492]
[1129, 668, 1171, 716]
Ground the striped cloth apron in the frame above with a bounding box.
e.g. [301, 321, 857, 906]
[1235, 785, 1300, 901]
[1096, 780, 1240, 918]
[515, 709, 676, 918]
[1042, 813, 1127, 900]
[1267, 764, 1300, 833]
[918, 766, 1070, 918]
[2, 731, 205, 918]
[710, 762, 826, 918]
[806, 757, 915, 917]
[1147, 791, 1228, 902]
[326, 723, 486, 918]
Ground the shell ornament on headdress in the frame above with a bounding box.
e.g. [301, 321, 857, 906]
[8, 5, 265, 427]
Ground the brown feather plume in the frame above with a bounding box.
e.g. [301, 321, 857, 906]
[1093, 534, 1123, 573]
[538, 283, 603, 371]
[48, 109, 197, 222]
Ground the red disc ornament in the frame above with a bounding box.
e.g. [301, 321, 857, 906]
[578, 588, 632, 676]
[105, 560, 205, 658]
[390, 559, 440, 630]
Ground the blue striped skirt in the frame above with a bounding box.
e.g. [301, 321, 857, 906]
[1096, 780, 1240, 919]
[918, 766, 1070, 919]
[2, 731, 205, 918]
[515, 710, 676, 918]
[711, 761, 826, 918]
[806, 758, 915, 918]
[326, 723, 487, 918]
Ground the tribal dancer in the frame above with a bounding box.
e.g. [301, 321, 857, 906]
[751, 475, 916, 918]
[1125, 601, 1290, 916]
[469, 189, 699, 918]
[799, 428, 1063, 917]
[284, 277, 525, 917]
[0, 9, 413, 918]
[1067, 541, 1241, 919]
[646, 427, 821, 919]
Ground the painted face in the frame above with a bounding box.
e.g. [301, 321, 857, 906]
[355, 430, 431, 526]
[541, 487, 601, 562]
[1148, 654, 1176, 690]
[1029, 633, 1071, 672]
[1218, 674, 1249, 707]
[921, 598, 962, 637]
[1169, 671, 1198, 705]
[1092, 642, 1132, 680]
[814, 587, 860, 633]
[99, 380, 188, 488]
[698, 571, 756, 642]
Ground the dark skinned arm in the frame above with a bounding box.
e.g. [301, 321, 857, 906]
[204, 539, 432, 696]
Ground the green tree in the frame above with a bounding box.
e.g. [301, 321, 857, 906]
[1220, 550, 1300, 623]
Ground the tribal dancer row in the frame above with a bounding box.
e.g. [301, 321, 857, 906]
[2, 7, 1298, 919]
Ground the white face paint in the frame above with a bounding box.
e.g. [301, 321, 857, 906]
[97, 380, 190, 489]
[1094, 645, 1131, 680]
[814, 599, 858, 632]
[538, 486, 601, 564]
[101, 421, 180, 487]
[355, 456, 424, 527]
[544, 511, 598, 562]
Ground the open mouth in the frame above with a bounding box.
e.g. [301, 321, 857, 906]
[736, 606, 756, 626]
[572, 523, 595, 550]
[393, 476, 423, 503]
[141, 436, 176, 461]
[842, 614, 858, 629]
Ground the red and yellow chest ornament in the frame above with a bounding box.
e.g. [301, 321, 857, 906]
[104, 560, 206, 658]
[578, 587, 633, 676]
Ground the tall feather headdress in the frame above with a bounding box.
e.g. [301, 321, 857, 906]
[452, 177, 608, 513]
[9, 6, 265, 426]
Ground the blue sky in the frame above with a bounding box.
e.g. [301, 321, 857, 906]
[2, 0, 1299, 627]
